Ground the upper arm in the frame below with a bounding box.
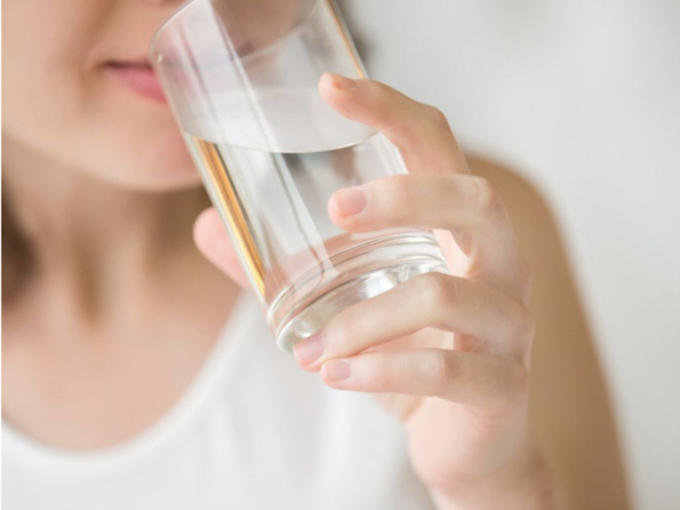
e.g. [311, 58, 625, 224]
[469, 156, 632, 510]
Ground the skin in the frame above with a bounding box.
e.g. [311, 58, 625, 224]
[2, 0, 631, 508]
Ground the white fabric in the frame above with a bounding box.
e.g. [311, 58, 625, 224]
[2, 290, 436, 509]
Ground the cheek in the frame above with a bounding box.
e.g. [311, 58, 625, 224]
[77, 90, 202, 190]
[2, 0, 201, 191]
[4, 62, 201, 192]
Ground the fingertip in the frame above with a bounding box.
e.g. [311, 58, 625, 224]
[193, 207, 230, 261]
[318, 72, 334, 91]
[192, 209, 254, 291]
[193, 207, 218, 252]
[318, 73, 359, 100]
[327, 194, 344, 222]
[326, 195, 358, 230]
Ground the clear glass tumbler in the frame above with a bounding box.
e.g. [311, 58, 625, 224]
[149, 0, 450, 353]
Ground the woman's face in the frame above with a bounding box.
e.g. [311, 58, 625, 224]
[2, 0, 200, 191]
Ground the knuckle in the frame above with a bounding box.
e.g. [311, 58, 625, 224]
[418, 272, 459, 310]
[326, 308, 363, 353]
[505, 364, 530, 406]
[378, 175, 414, 221]
[518, 251, 534, 286]
[467, 176, 505, 222]
[509, 302, 536, 344]
[428, 351, 458, 390]
[365, 78, 387, 95]
[488, 362, 529, 412]
[516, 250, 535, 304]
[372, 355, 397, 389]
[424, 104, 451, 131]
[367, 80, 397, 110]
[513, 303, 536, 343]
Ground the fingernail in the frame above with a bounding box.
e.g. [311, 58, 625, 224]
[294, 332, 325, 366]
[330, 74, 357, 90]
[334, 186, 367, 216]
[325, 360, 351, 382]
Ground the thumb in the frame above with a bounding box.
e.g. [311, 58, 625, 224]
[193, 207, 251, 290]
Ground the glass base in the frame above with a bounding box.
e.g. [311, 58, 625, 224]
[268, 232, 450, 354]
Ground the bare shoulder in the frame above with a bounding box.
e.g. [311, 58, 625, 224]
[468, 156, 632, 510]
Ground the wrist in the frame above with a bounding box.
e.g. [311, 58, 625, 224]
[429, 442, 560, 510]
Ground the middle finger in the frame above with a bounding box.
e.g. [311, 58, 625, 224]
[329, 173, 527, 301]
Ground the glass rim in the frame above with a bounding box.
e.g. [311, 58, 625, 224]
[147, 0, 331, 65]
[148, 0, 206, 62]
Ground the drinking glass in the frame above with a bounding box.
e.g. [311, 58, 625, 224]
[149, 0, 450, 353]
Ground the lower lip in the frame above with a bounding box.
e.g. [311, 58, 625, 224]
[105, 64, 168, 105]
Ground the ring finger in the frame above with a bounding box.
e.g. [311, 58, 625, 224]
[294, 271, 534, 371]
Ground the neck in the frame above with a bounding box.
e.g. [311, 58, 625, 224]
[2, 136, 212, 321]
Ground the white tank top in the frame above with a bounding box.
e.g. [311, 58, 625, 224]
[2, 290, 436, 509]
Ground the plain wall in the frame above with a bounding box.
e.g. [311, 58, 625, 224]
[341, 1, 680, 508]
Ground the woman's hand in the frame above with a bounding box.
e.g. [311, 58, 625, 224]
[194, 73, 556, 509]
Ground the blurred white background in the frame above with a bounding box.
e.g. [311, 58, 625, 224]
[343, 1, 680, 508]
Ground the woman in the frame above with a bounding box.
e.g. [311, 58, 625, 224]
[2, 0, 629, 509]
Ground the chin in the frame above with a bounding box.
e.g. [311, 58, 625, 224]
[98, 162, 203, 193]
[90, 144, 204, 193]
[102, 129, 205, 193]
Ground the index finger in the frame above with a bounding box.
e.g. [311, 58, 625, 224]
[318, 73, 470, 176]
